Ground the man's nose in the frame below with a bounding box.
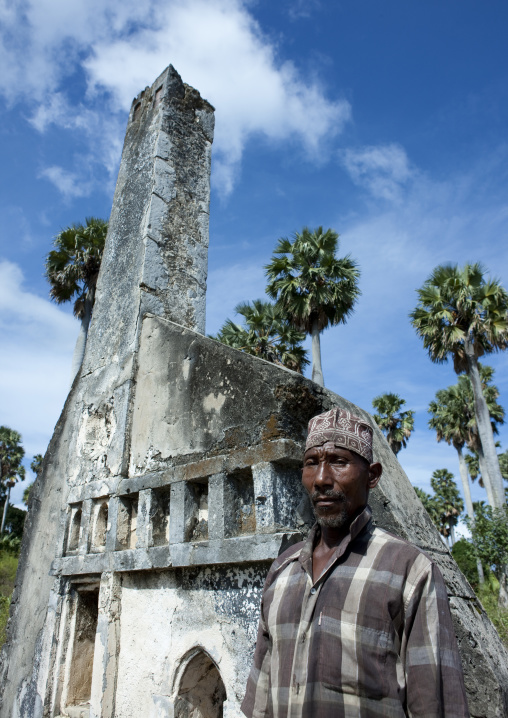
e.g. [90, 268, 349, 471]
[313, 461, 334, 488]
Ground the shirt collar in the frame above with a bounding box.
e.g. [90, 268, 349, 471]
[298, 504, 373, 577]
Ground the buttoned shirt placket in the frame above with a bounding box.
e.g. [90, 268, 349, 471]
[287, 534, 351, 718]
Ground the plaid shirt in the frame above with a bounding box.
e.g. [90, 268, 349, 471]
[241, 506, 469, 718]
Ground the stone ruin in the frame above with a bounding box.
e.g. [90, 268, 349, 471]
[1, 65, 508, 718]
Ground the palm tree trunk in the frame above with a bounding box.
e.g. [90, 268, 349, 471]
[1, 483, 11, 533]
[499, 568, 508, 609]
[449, 524, 456, 546]
[311, 319, 324, 387]
[477, 446, 496, 507]
[70, 289, 94, 384]
[456, 444, 484, 584]
[464, 339, 505, 508]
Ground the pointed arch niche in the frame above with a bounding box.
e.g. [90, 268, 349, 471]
[173, 648, 227, 718]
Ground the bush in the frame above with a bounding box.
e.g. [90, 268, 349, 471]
[0, 549, 18, 648]
[452, 538, 483, 589]
[477, 583, 508, 649]
[0, 594, 10, 647]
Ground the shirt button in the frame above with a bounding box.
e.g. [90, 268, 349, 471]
[310, 587, 316, 594]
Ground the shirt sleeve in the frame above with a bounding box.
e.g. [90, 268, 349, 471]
[241, 592, 272, 718]
[403, 556, 470, 718]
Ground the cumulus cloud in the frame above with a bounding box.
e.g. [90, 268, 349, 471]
[39, 165, 92, 199]
[340, 143, 414, 201]
[0, 0, 350, 196]
[0, 260, 76, 468]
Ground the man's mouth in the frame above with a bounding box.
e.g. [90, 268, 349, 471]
[311, 490, 346, 509]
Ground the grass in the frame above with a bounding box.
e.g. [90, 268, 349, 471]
[0, 549, 19, 647]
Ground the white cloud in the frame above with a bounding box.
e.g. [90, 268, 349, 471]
[0, 260, 76, 503]
[39, 165, 92, 199]
[340, 143, 414, 201]
[0, 0, 350, 196]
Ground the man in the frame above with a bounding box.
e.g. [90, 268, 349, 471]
[242, 407, 469, 717]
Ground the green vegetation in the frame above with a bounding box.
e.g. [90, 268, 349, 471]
[265, 226, 360, 387]
[410, 263, 508, 509]
[0, 426, 26, 535]
[0, 546, 19, 647]
[415, 470, 463, 545]
[45, 217, 108, 378]
[372, 393, 414, 455]
[452, 539, 508, 647]
[213, 299, 309, 372]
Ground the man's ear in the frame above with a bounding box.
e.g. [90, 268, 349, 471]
[367, 462, 382, 489]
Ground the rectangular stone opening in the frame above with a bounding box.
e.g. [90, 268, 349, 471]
[90, 498, 109, 553]
[117, 493, 138, 550]
[225, 468, 255, 538]
[150, 486, 171, 546]
[66, 503, 82, 554]
[187, 480, 208, 541]
[154, 85, 163, 107]
[65, 585, 99, 716]
[132, 101, 141, 121]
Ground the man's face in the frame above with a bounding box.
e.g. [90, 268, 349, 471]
[302, 442, 381, 529]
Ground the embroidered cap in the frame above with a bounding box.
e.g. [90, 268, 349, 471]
[305, 407, 373, 464]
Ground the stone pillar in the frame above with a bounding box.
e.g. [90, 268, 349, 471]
[83, 64, 215, 381]
[105, 497, 120, 552]
[252, 462, 304, 533]
[136, 489, 152, 549]
[78, 499, 92, 555]
[208, 473, 226, 540]
[90, 572, 122, 718]
[169, 482, 195, 544]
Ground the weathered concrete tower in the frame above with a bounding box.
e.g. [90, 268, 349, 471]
[1, 66, 508, 718]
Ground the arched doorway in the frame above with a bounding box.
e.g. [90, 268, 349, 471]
[174, 650, 227, 718]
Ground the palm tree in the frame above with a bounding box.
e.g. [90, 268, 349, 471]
[23, 454, 44, 507]
[429, 368, 504, 500]
[410, 263, 508, 508]
[265, 226, 360, 386]
[213, 299, 309, 373]
[45, 217, 108, 380]
[414, 487, 441, 532]
[430, 469, 464, 546]
[428, 371, 503, 583]
[0, 427, 25, 534]
[372, 393, 415, 455]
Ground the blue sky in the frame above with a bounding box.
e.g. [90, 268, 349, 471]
[1, 0, 508, 523]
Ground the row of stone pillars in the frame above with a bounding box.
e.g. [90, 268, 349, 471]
[64, 461, 303, 559]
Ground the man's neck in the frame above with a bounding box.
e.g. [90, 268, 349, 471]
[316, 523, 350, 552]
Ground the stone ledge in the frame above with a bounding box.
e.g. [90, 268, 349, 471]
[51, 532, 301, 576]
[66, 438, 303, 503]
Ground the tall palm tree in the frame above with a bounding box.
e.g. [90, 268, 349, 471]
[265, 226, 360, 387]
[372, 393, 415, 455]
[410, 263, 508, 508]
[428, 370, 503, 583]
[430, 469, 464, 546]
[429, 368, 503, 505]
[213, 299, 309, 373]
[45, 217, 108, 380]
[0, 426, 25, 534]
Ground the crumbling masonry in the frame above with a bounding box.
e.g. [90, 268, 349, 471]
[1, 66, 508, 718]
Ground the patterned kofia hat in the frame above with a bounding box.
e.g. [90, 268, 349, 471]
[305, 407, 373, 463]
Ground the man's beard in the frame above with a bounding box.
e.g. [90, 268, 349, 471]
[310, 489, 349, 529]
